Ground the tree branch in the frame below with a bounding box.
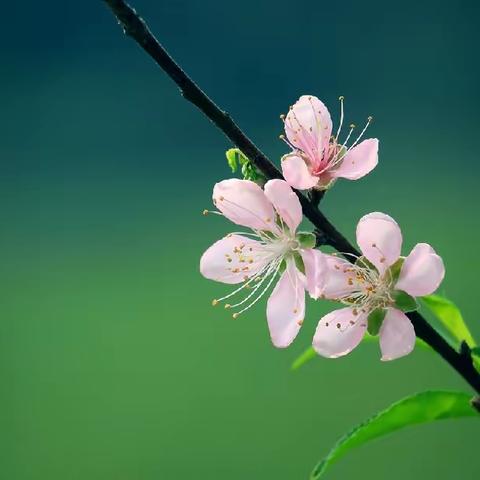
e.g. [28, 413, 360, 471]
[102, 0, 480, 394]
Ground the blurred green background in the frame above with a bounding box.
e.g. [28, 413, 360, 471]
[1, 0, 479, 478]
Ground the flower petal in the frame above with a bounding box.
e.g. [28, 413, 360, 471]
[300, 249, 327, 299]
[395, 243, 445, 297]
[356, 212, 402, 274]
[213, 179, 276, 231]
[379, 308, 416, 361]
[281, 153, 319, 190]
[200, 234, 266, 284]
[320, 255, 358, 300]
[264, 179, 302, 233]
[332, 138, 379, 180]
[313, 307, 367, 358]
[284, 95, 332, 161]
[266, 259, 305, 348]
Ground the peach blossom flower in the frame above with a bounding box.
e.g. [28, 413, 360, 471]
[200, 179, 324, 348]
[281, 95, 379, 190]
[313, 212, 445, 361]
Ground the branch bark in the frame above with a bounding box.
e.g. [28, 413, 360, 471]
[102, 0, 480, 394]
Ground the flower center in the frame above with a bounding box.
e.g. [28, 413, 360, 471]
[332, 255, 394, 314]
[211, 216, 300, 319]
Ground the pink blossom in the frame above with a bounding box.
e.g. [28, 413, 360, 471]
[313, 212, 445, 361]
[280, 95, 379, 190]
[200, 178, 324, 348]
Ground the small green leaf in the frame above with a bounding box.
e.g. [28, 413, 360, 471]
[297, 232, 316, 249]
[225, 148, 266, 183]
[225, 148, 242, 172]
[310, 390, 479, 480]
[421, 294, 476, 348]
[367, 308, 386, 336]
[392, 290, 419, 312]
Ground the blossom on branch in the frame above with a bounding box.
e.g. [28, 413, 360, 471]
[200, 179, 324, 348]
[280, 95, 379, 190]
[313, 212, 445, 361]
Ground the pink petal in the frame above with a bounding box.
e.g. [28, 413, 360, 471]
[379, 308, 416, 361]
[320, 255, 358, 300]
[281, 153, 318, 190]
[313, 307, 367, 358]
[356, 212, 402, 274]
[284, 95, 332, 161]
[395, 243, 445, 297]
[264, 179, 302, 233]
[200, 234, 266, 284]
[300, 249, 327, 299]
[213, 179, 276, 231]
[332, 138, 379, 180]
[266, 259, 305, 348]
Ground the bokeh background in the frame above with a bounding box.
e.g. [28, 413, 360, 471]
[1, 0, 479, 478]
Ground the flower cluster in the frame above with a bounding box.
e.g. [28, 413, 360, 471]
[200, 95, 445, 361]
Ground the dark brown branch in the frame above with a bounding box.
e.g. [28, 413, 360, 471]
[102, 0, 480, 394]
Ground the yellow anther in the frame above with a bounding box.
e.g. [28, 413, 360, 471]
[338, 95, 344, 101]
[368, 115, 373, 122]
[349, 123, 356, 129]
[202, 209, 209, 216]
[212, 299, 219, 306]
[279, 134, 285, 140]
[232, 313, 239, 319]
[224, 304, 231, 309]
[280, 114, 285, 120]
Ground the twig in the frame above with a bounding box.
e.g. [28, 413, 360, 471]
[102, 0, 480, 394]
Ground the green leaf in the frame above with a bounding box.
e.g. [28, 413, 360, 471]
[291, 336, 430, 371]
[367, 308, 386, 336]
[421, 294, 476, 348]
[392, 290, 419, 312]
[225, 148, 266, 183]
[297, 232, 316, 249]
[225, 148, 242, 172]
[310, 390, 479, 480]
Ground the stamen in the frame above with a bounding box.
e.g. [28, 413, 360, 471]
[232, 260, 282, 317]
[335, 96, 345, 141]
[203, 209, 222, 216]
[348, 116, 373, 150]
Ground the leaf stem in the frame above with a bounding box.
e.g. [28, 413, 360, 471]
[102, 0, 480, 394]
